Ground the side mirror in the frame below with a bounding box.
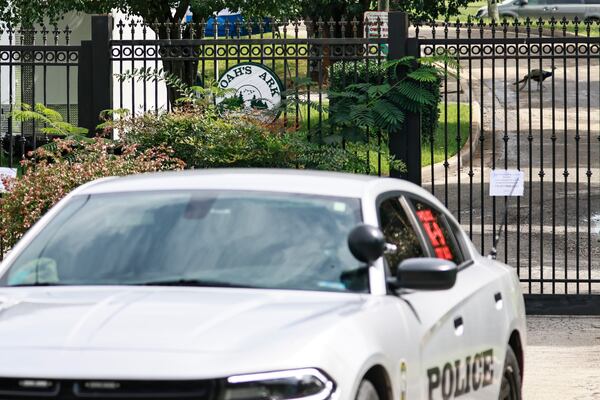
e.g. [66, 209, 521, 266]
[519, 0, 528, 6]
[347, 224, 386, 264]
[395, 258, 457, 290]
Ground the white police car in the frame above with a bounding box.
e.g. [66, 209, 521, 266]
[0, 170, 526, 400]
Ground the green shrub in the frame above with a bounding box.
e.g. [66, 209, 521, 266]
[329, 59, 441, 143]
[0, 149, 8, 167]
[117, 106, 371, 173]
[330, 61, 388, 91]
[115, 68, 378, 173]
[0, 139, 184, 251]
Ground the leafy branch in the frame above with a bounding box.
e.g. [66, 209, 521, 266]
[10, 103, 88, 138]
[115, 68, 237, 109]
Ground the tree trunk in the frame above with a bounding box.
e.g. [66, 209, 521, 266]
[141, 1, 197, 107]
[378, 0, 389, 11]
[155, 23, 199, 107]
[488, 0, 500, 20]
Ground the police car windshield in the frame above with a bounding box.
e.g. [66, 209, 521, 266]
[1, 191, 367, 293]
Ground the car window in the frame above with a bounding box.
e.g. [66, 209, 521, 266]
[378, 197, 425, 274]
[546, 0, 582, 3]
[524, 0, 546, 4]
[0, 191, 367, 293]
[411, 200, 464, 265]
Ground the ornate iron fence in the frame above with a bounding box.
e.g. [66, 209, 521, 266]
[411, 18, 600, 308]
[0, 25, 79, 166]
[0, 13, 599, 312]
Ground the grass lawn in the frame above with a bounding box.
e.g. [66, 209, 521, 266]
[370, 102, 470, 175]
[422, 103, 471, 167]
[459, 0, 488, 19]
[290, 100, 469, 175]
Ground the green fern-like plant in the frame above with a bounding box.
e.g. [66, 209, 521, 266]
[332, 57, 444, 141]
[10, 103, 88, 138]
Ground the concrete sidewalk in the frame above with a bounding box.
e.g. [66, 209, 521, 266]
[524, 316, 600, 399]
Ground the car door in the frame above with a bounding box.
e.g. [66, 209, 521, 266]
[547, 0, 586, 19]
[584, 0, 600, 20]
[376, 195, 431, 399]
[516, 0, 549, 18]
[377, 195, 475, 400]
[405, 196, 507, 399]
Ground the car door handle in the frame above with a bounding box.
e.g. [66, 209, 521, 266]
[494, 292, 503, 310]
[543, 7, 549, 11]
[453, 316, 464, 336]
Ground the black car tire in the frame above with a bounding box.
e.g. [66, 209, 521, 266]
[356, 379, 380, 400]
[499, 346, 522, 400]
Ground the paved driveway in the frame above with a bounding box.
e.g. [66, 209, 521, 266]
[524, 316, 600, 399]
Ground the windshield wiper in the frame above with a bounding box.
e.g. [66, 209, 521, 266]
[137, 279, 256, 288]
[9, 282, 65, 287]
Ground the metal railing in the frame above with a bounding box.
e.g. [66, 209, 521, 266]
[1, 13, 599, 309]
[413, 18, 600, 298]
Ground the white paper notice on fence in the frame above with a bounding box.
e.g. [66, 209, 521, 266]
[490, 169, 524, 197]
[0, 167, 17, 193]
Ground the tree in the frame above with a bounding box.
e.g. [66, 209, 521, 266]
[391, 0, 471, 21]
[0, 0, 296, 27]
[487, 0, 500, 20]
[0, 0, 470, 37]
[0, 0, 465, 105]
[0, 0, 294, 104]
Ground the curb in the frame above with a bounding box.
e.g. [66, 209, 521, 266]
[421, 100, 482, 180]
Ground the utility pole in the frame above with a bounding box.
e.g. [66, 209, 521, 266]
[378, 0, 389, 12]
[487, 0, 500, 20]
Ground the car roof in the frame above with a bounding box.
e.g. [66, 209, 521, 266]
[75, 169, 419, 199]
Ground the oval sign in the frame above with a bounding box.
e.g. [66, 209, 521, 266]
[217, 62, 283, 120]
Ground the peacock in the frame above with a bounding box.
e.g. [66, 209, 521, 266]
[514, 66, 557, 91]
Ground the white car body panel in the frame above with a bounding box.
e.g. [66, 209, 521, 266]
[0, 169, 526, 400]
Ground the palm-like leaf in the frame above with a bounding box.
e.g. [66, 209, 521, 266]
[396, 82, 437, 105]
[367, 83, 392, 98]
[407, 68, 440, 83]
[372, 100, 405, 130]
[349, 105, 374, 128]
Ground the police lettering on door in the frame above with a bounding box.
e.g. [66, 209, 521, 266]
[427, 349, 494, 400]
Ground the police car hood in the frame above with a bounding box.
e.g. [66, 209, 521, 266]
[0, 286, 367, 378]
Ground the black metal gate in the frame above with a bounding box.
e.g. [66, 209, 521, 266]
[1, 13, 599, 311]
[0, 25, 79, 165]
[408, 18, 600, 309]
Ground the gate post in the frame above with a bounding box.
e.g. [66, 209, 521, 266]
[78, 15, 113, 136]
[387, 12, 421, 185]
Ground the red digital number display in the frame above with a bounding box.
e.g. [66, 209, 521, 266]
[415, 209, 453, 261]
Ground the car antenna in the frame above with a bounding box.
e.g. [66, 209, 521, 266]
[488, 206, 508, 260]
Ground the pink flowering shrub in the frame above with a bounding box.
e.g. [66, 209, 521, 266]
[0, 138, 184, 253]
